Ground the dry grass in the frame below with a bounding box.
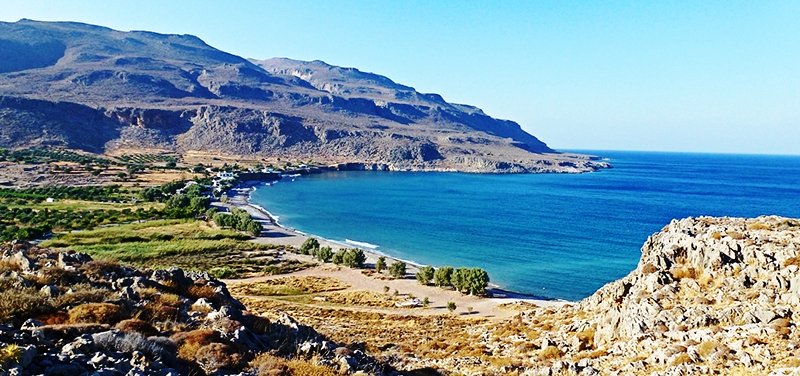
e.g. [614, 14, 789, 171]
[747, 222, 773, 230]
[670, 353, 693, 366]
[670, 266, 698, 280]
[231, 276, 349, 297]
[322, 290, 398, 308]
[68, 302, 122, 324]
[538, 345, 563, 360]
[172, 329, 219, 361]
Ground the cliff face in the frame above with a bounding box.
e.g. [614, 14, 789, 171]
[474, 216, 800, 375]
[0, 19, 608, 173]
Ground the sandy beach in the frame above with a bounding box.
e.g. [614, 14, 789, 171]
[218, 181, 569, 318]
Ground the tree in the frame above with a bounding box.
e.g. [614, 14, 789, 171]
[447, 301, 456, 313]
[450, 268, 489, 296]
[316, 246, 333, 263]
[434, 266, 454, 287]
[375, 256, 386, 273]
[342, 248, 366, 268]
[416, 266, 435, 285]
[332, 249, 346, 265]
[300, 238, 320, 255]
[388, 261, 406, 279]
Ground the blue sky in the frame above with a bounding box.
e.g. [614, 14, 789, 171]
[2, 1, 798, 154]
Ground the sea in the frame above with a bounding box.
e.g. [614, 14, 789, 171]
[249, 151, 800, 301]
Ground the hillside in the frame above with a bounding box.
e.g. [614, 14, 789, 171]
[0, 244, 388, 375]
[0, 19, 607, 173]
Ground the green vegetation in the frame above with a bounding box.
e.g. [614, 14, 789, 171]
[388, 261, 406, 279]
[447, 301, 456, 313]
[331, 248, 367, 268]
[315, 246, 333, 262]
[450, 267, 490, 296]
[212, 208, 261, 236]
[300, 238, 320, 254]
[375, 256, 386, 273]
[0, 147, 113, 166]
[416, 265, 435, 285]
[0, 181, 212, 242]
[42, 220, 305, 276]
[434, 266, 454, 287]
[0, 185, 131, 201]
[117, 153, 178, 165]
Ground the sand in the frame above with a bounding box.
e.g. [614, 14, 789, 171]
[219, 183, 569, 319]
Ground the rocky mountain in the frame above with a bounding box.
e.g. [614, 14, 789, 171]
[0, 19, 607, 173]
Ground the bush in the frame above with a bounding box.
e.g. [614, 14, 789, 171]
[447, 301, 456, 313]
[416, 266, 435, 285]
[332, 250, 345, 265]
[115, 319, 159, 337]
[375, 256, 386, 273]
[0, 287, 54, 323]
[315, 246, 333, 263]
[195, 343, 242, 373]
[388, 261, 406, 279]
[249, 353, 288, 376]
[209, 266, 237, 279]
[172, 329, 219, 361]
[68, 302, 122, 324]
[300, 238, 320, 255]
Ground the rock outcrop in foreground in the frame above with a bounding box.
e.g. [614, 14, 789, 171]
[0, 244, 387, 375]
[492, 216, 800, 375]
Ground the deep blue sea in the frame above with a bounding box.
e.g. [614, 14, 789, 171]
[250, 151, 800, 300]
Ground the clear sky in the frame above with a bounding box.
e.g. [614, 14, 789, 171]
[2, 1, 798, 154]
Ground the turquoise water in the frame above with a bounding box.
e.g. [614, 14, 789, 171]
[250, 151, 800, 300]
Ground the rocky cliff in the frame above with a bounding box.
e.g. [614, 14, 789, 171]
[478, 216, 800, 375]
[0, 19, 608, 173]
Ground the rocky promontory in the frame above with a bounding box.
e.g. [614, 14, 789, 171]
[475, 216, 800, 375]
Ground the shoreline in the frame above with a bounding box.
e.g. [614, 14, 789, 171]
[224, 179, 571, 308]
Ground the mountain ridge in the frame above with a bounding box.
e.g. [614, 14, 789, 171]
[0, 19, 608, 173]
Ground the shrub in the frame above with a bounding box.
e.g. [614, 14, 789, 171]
[68, 302, 122, 324]
[416, 266, 435, 285]
[172, 329, 219, 361]
[375, 256, 386, 273]
[331, 250, 345, 265]
[0, 344, 21, 368]
[195, 343, 242, 373]
[209, 267, 237, 279]
[93, 331, 168, 360]
[286, 359, 339, 376]
[249, 353, 289, 376]
[0, 287, 54, 323]
[447, 301, 456, 313]
[315, 246, 333, 263]
[388, 261, 406, 279]
[115, 319, 159, 337]
[300, 238, 320, 255]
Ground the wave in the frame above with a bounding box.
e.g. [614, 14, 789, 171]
[344, 239, 379, 249]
